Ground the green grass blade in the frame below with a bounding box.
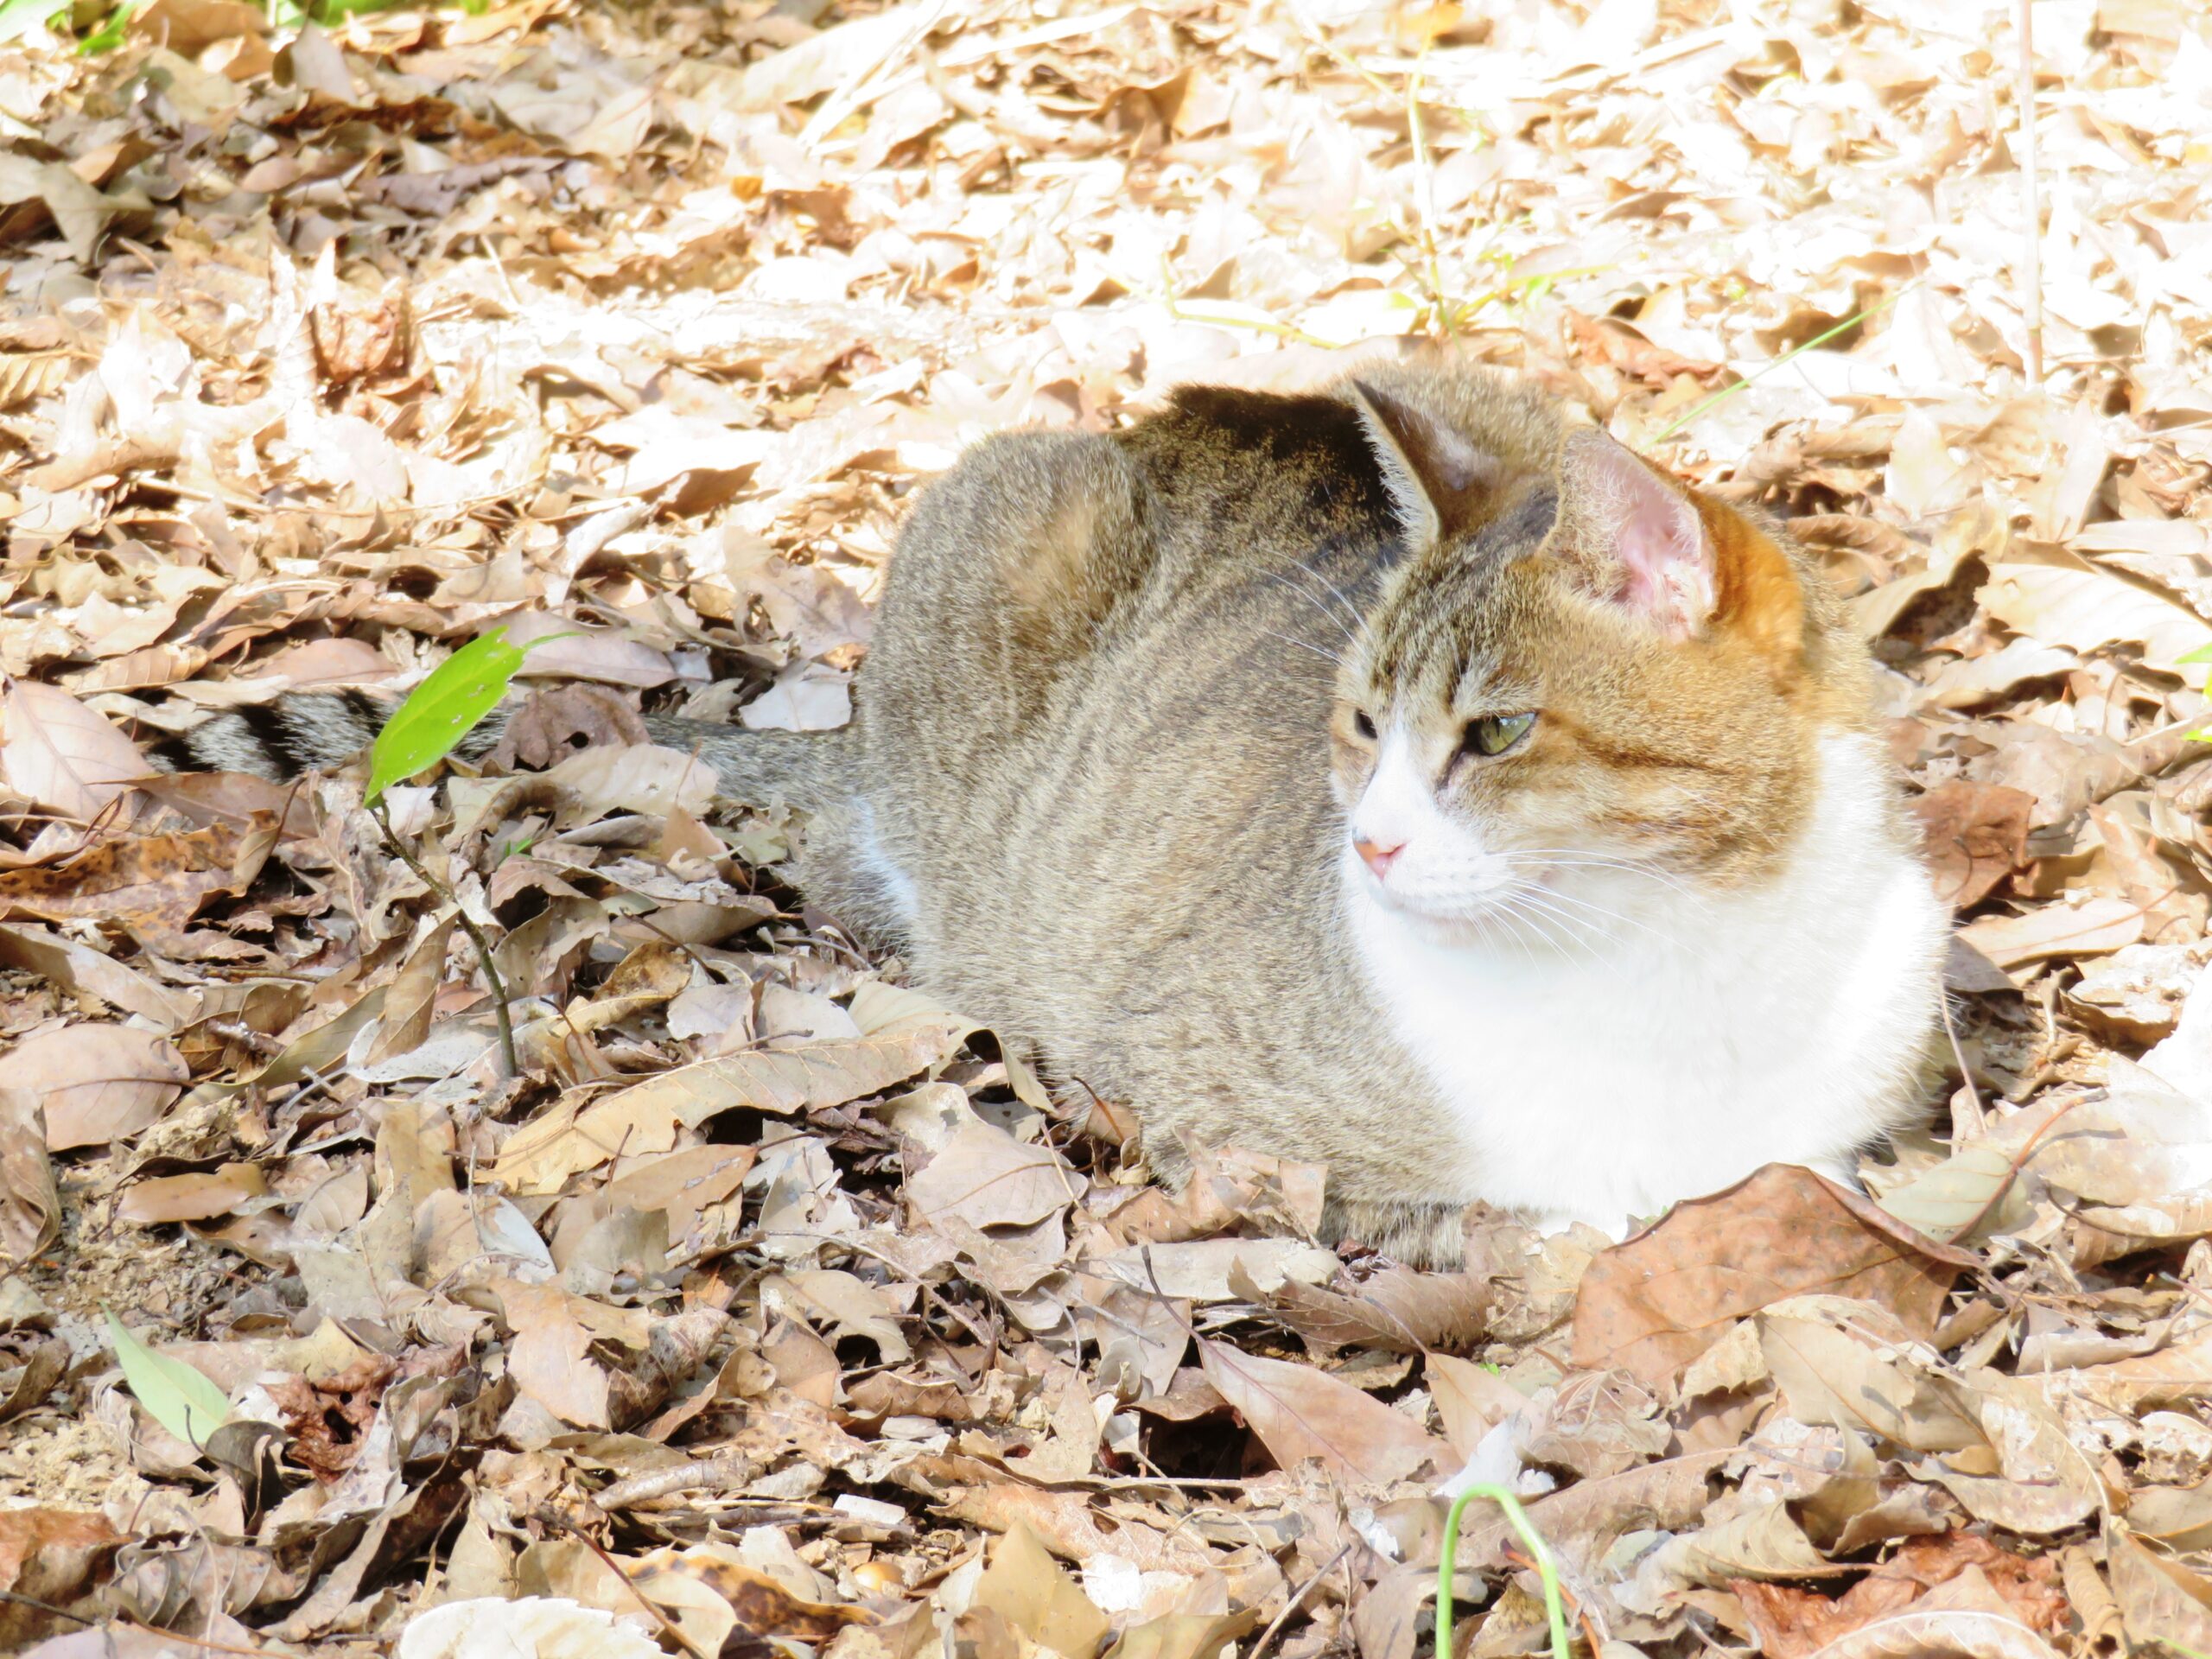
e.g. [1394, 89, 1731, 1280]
[1648, 282, 1919, 445]
[105, 1308, 230, 1450]
[1436, 1484, 1569, 1659]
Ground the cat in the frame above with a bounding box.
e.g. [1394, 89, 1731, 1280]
[161, 360, 1948, 1266]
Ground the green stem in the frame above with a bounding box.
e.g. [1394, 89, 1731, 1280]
[1436, 1484, 1570, 1659]
[372, 803, 519, 1079]
[1648, 281, 1920, 444]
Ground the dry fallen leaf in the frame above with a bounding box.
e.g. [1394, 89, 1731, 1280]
[11, 1024, 189, 1152]
[1572, 1165, 1977, 1387]
[1197, 1338, 1446, 1485]
[0, 681, 147, 822]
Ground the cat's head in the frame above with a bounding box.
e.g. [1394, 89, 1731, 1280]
[1328, 367, 1870, 940]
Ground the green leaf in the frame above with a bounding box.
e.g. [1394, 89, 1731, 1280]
[365, 626, 538, 805]
[2175, 641, 2212, 666]
[0, 0, 69, 46]
[105, 1308, 230, 1450]
[73, 0, 134, 51]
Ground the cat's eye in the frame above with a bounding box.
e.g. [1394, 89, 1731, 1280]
[1464, 711, 1536, 757]
[1351, 709, 1377, 741]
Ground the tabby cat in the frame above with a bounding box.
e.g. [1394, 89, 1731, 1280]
[166, 361, 1948, 1264]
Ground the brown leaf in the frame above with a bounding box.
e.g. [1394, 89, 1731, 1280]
[1911, 781, 2034, 910]
[0, 924, 197, 1028]
[12, 1025, 188, 1151]
[1956, 896, 2145, 971]
[1572, 1164, 1976, 1388]
[480, 1279, 650, 1430]
[0, 817, 276, 948]
[0, 681, 146, 822]
[497, 1018, 963, 1194]
[1104, 1609, 1262, 1659]
[1197, 1338, 1446, 1484]
[925, 1476, 1217, 1575]
[971, 1522, 1109, 1659]
[0, 1090, 60, 1265]
[489, 684, 651, 769]
[0, 1508, 124, 1648]
[116, 1164, 268, 1226]
[1452, 1451, 1727, 1572]
[1736, 1533, 2069, 1659]
[658, 1554, 873, 1643]
[906, 1122, 1075, 1231]
[2108, 1521, 2212, 1651]
[1427, 1352, 1530, 1460]
[1243, 1264, 1493, 1356]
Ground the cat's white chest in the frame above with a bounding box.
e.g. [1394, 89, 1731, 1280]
[1344, 736, 1946, 1235]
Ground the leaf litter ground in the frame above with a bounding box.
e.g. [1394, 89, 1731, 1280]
[1, 0, 2211, 1655]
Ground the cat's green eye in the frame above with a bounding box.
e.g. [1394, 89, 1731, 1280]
[1465, 711, 1537, 757]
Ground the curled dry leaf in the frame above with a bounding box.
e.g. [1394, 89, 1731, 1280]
[0, 1090, 60, 1265]
[0, 818, 276, 945]
[1236, 1262, 1494, 1355]
[488, 684, 651, 768]
[1572, 1163, 1977, 1388]
[0, 1508, 125, 1649]
[640, 1547, 874, 1645]
[1197, 1338, 1446, 1485]
[1452, 1450, 1729, 1572]
[497, 1016, 963, 1194]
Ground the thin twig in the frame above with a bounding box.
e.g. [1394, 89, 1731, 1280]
[372, 803, 518, 1077]
[2014, 0, 2044, 387]
[536, 1510, 711, 1659]
[1945, 1090, 2094, 1247]
[1249, 1543, 1351, 1659]
[1940, 995, 1986, 1139]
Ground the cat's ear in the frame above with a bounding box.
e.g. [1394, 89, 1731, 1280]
[1556, 428, 1803, 658]
[1351, 379, 1503, 550]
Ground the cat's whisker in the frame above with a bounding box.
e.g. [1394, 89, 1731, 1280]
[1260, 569, 1359, 645]
[1290, 556, 1367, 635]
[1521, 881, 1683, 946]
[1491, 893, 1578, 957]
[1478, 900, 1542, 969]
[1502, 850, 1712, 910]
[1258, 630, 1346, 668]
[1505, 890, 1619, 960]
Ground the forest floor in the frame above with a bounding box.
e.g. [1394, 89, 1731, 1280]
[1, 0, 2211, 1654]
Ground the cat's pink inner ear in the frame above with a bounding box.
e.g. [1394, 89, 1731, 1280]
[1567, 429, 1715, 639]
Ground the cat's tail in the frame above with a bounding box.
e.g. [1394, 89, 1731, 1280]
[146, 691, 853, 812]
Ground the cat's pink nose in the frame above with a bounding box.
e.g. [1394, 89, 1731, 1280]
[1355, 837, 1404, 878]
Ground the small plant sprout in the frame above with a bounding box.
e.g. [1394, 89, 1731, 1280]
[365, 626, 572, 1077]
[1435, 1484, 1570, 1659]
